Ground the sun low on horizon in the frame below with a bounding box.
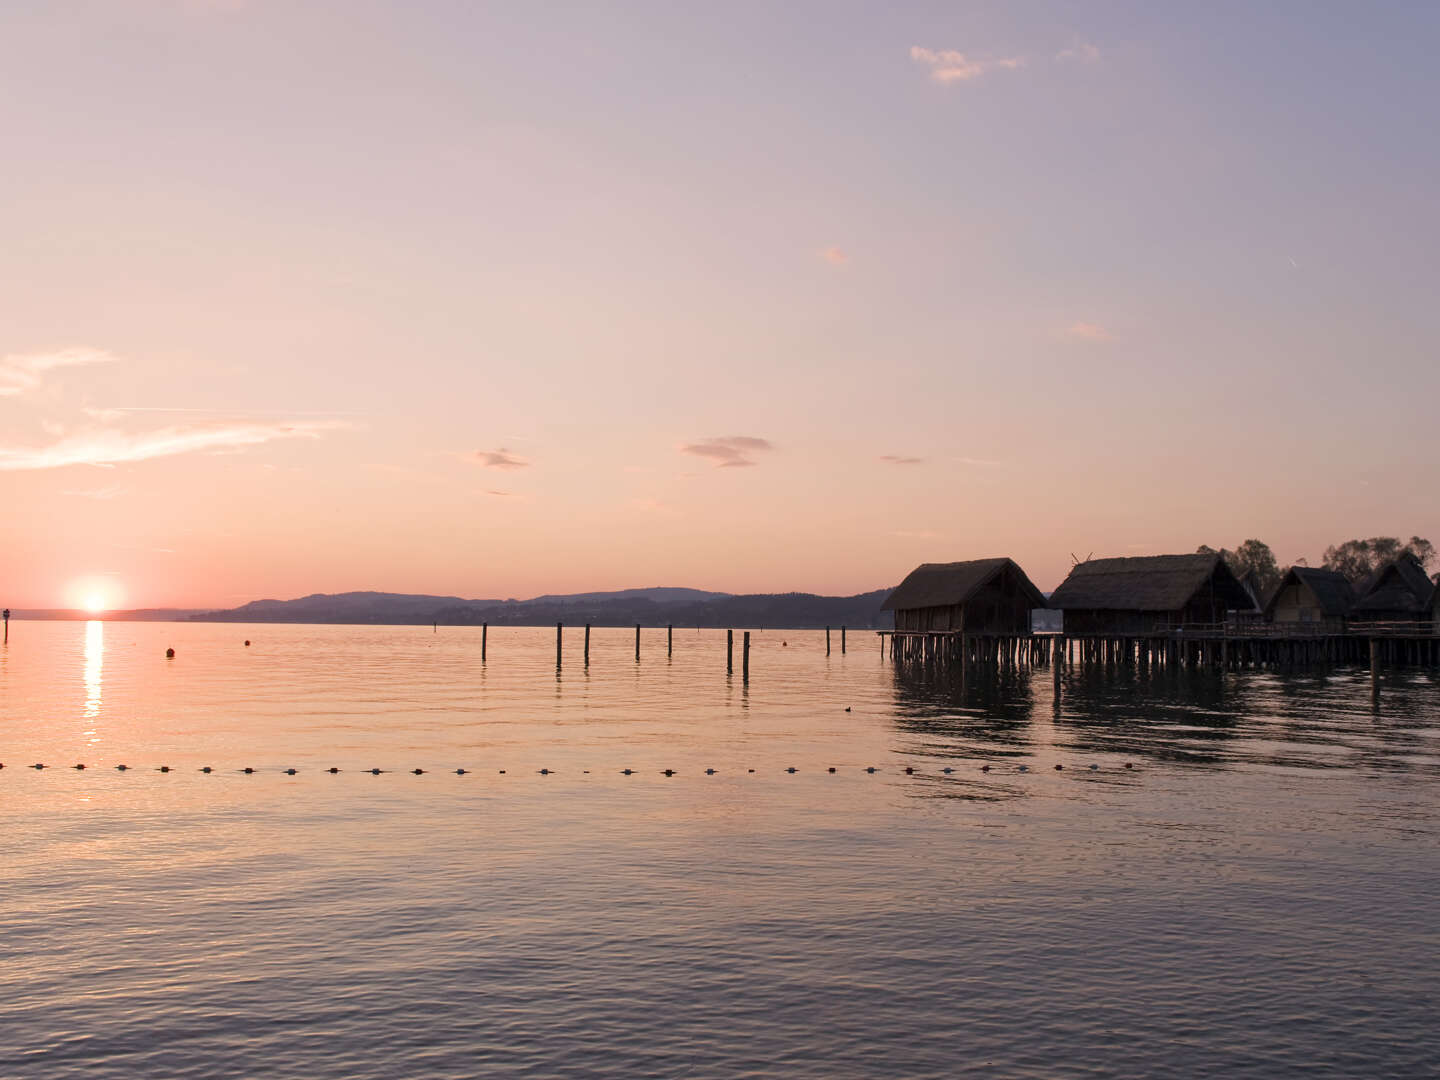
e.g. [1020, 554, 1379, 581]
[64, 577, 124, 616]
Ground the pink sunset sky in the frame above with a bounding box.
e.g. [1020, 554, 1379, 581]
[2, 2, 1436, 609]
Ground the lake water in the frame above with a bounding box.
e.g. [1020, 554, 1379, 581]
[3, 621, 1440, 1078]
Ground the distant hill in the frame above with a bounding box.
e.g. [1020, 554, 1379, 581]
[9, 608, 202, 622]
[191, 587, 895, 628]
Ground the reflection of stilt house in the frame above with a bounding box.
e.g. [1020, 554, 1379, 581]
[1263, 567, 1356, 632]
[1048, 553, 1254, 635]
[1352, 553, 1435, 625]
[882, 558, 1046, 634]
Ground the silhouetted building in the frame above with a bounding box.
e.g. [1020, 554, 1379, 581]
[1047, 553, 1254, 635]
[1264, 566, 1356, 632]
[1352, 553, 1435, 624]
[882, 558, 1046, 635]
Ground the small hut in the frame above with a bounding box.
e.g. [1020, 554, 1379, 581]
[1351, 553, 1435, 625]
[882, 558, 1046, 635]
[1047, 553, 1254, 635]
[1263, 567, 1356, 632]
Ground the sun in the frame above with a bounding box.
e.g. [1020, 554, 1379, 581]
[83, 593, 108, 615]
[66, 576, 125, 615]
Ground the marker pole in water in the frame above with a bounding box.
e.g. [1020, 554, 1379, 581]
[2, 608, 8, 644]
[1370, 638, 1380, 702]
[556, 622, 563, 670]
[482, 623, 487, 661]
[842, 626, 847, 654]
[826, 626, 831, 656]
[584, 624, 591, 667]
[635, 623, 640, 663]
[727, 629, 734, 675]
[743, 631, 750, 682]
[667, 624, 673, 657]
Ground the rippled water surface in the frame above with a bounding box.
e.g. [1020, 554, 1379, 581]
[3, 621, 1440, 1078]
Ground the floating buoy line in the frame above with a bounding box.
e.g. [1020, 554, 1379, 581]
[1, 760, 1138, 779]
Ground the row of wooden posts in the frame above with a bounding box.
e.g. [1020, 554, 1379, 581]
[473, 623, 853, 679]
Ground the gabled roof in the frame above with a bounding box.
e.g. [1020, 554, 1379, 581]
[881, 558, 1046, 612]
[1047, 553, 1254, 612]
[1263, 566, 1356, 618]
[1353, 553, 1436, 614]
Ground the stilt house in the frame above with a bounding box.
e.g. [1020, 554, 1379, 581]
[1047, 553, 1254, 635]
[1351, 553, 1435, 624]
[1263, 567, 1356, 632]
[882, 558, 1046, 635]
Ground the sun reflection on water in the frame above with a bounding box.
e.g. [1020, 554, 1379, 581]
[83, 620, 103, 724]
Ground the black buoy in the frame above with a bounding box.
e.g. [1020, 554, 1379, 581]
[1089, 764, 1099, 771]
[243, 767, 255, 774]
[328, 767, 340, 774]
[370, 768, 382, 775]
[32, 763, 45, 770]
[844, 706, 851, 712]
[904, 766, 914, 774]
[413, 768, 425, 775]
[663, 768, 674, 777]
[705, 768, 715, 775]
[538, 768, 550, 775]
[159, 766, 171, 773]
[865, 766, 876, 773]
[1124, 762, 1133, 770]
[941, 767, 953, 774]
[786, 766, 797, 774]
[1018, 765, 1029, 773]
[456, 768, 466, 775]
[244, 640, 250, 647]
[1055, 764, 1063, 771]
[116, 764, 128, 771]
[285, 768, 297, 775]
[165, 648, 174, 658]
[201, 766, 212, 774]
[73, 763, 85, 770]
[498, 769, 506, 774]
[981, 764, 990, 772]
[621, 768, 632, 775]
[828, 766, 836, 773]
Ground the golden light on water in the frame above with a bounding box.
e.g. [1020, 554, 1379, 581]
[83, 620, 103, 723]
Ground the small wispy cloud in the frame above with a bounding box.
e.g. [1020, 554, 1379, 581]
[910, 46, 1024, 84]
[0, 419, 346, 471]
[475, 447, 529, 469]
[679, 436, 774, 468]
[0, 347, 116, 396]
[62, 485, 128, 500]
[1065, 321, 1114, 342]
[1056, 39, 1100, 63]
[821, 246, 849, 266]
[880, 454, 924, 466]
[484, 489, 515, 497]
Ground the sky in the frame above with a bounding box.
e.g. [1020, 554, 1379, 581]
[2, 0, 1438, 609]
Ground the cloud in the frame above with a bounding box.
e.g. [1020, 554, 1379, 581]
[821, 246, 849, 266]
[1056, 39, 1100, 63]
[0, 419, 346, 471]
[679, 436, 774, 468]
[1065, 321, 1114, 342]
[0, 348, 116, 396]
[880, 454, 924, 465]
[910, 46, 1024, 84]
[475, 447, 529, 469]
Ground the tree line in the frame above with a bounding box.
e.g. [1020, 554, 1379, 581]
[1197, 535, 1437, 598]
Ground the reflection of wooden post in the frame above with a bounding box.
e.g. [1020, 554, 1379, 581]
[635, 623, 641, 662]
[743, 631, 750, 681]
[668, 624, 673, 657]
[727, 629, 734, 674]
[842, 626, 847, 654]
[556, 622, 563, 669]
[1371, 639, 1380, 701]
[584, 624, 590, 666]
[826, 626, 831, 656]
[482, 623, 487, 661]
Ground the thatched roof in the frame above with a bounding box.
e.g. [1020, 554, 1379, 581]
[1353, 553, 1436, 614]
[1048, 553, 1254, 612]
[882, 558, 1046, 612]
[1263, 566, 1356, 618]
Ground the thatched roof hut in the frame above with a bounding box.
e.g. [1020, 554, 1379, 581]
[1047, 553, 1254, 635]
[1352, 553, 1435, 622]
[882, 558, 1046, 635]
[1263, 567, 1356, 630]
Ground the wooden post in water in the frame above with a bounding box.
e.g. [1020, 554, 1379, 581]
[584, 624, 591, 666]
[481, 623, 487, 661]
[556, 622, 563, 669]
[727, 629, 734, 674]
[841, 626, 847, 654]
[743, 631, 750, 681]
[668, 624, 673, 657]
[2, 608, 8, 644]
[1370, 639, 1380, 701]
[826, 626, 831, 656]
[635, 623, 641, 662]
